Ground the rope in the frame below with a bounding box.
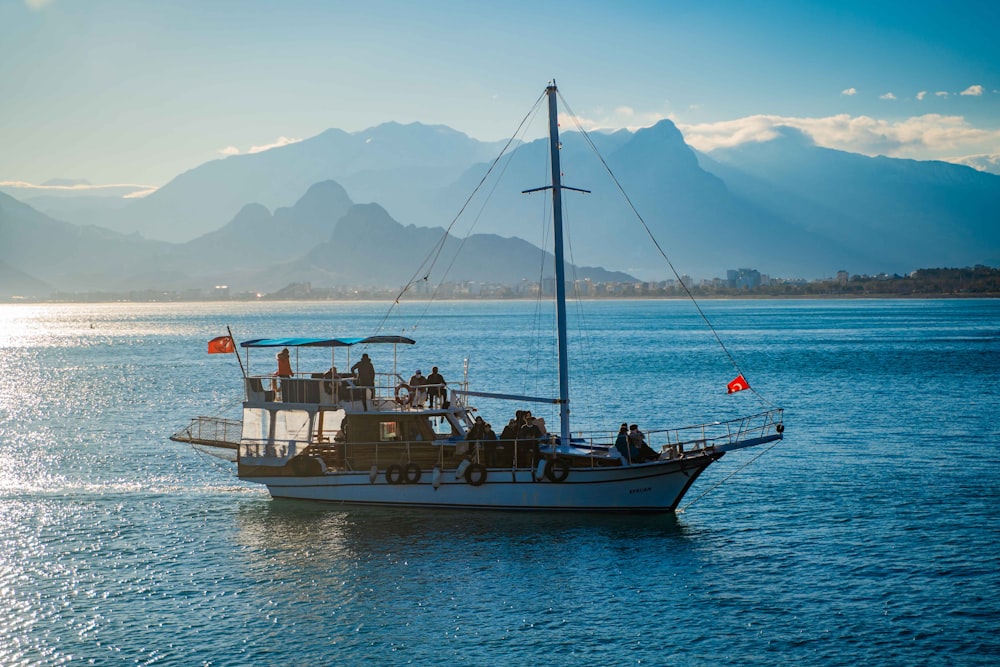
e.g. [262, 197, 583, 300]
[367, 89, 549, 341]
[677, 438, 783, 512]
[190, 442, 238, 476]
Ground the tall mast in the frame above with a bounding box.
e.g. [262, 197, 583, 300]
[546, 82, 571, 450]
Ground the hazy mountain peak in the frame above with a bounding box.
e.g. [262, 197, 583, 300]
[293, 180, 352, 211]
[231, 202, 272, 225]
[336, 202, 398, 234]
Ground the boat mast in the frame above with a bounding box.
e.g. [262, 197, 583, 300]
[546, 82, 571, 449]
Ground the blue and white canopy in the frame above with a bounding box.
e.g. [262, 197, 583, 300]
[240, 335, 415, 348]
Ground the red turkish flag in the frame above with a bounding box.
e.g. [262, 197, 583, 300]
[207, 335, 235, 354]
[727, 374, 749, 394]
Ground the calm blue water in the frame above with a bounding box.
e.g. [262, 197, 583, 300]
[1, 299, 997, 666]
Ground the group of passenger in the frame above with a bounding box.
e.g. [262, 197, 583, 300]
[274, 348, 451, 413]
[406, 366, 448, 408]
[615, 423, 660, 463]
[468, 410, 546, 468]
[466, 415, 497, 442]
[273, 351, 656, 466]
[499, 410, 549, 444]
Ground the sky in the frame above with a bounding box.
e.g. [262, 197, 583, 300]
[2, 0, 998, 198]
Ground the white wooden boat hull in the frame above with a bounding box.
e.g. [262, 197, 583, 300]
[254, 456, 717, 513]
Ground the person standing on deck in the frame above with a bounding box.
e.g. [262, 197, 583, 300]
[517, 415, 543, 468]
[271, 347, 294, 396]
[426, 366, 447, 407]
[351, 353, 375, 411]
[275, 348, 293, 377]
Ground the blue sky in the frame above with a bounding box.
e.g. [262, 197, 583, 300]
[2, 0, 998, 196]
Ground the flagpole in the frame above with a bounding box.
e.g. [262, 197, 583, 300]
[227, 325, 247, 379]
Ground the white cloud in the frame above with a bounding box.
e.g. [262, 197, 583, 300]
[678, 113, 1000, 167]
[960, 84, 984, 96]
[0, 180, 156, 196]
[917, 91, 927, 101]
[950, 153, 1000, 175]
[216, 135, 302, 157]
[122, 187, 157, 199]
[559, 108, 670, 133]
[841, 87, 857, 96]
[24, 0, 53, 9]
[936, 91, 949, 98]
[249, 136, 301, 154]
[880, 92, 897, 100]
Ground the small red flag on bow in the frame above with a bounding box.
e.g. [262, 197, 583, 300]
[727, 374, 749, 394]
[207, 335, 235, 354]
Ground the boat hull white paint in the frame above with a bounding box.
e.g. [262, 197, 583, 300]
[255, 457, 716, 513]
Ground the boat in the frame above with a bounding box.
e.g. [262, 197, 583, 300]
[172, 82, 784, 512]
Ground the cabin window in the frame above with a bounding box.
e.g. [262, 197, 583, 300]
[379, 421, 399, 441]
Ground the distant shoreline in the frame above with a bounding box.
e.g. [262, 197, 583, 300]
[3, 292, 998, 305]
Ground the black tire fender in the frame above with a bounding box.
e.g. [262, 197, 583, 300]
[386, 463, 405, 484]
[404, 462, 422, 484]
[544, 458, 570, 483]
[464, 463, 487, 486]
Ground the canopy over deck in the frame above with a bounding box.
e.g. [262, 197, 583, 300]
[240, 335, 416, 348]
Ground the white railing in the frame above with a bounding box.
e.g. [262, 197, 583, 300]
[243, 373, 467, 412]
[170, 416, 242, 447]
[567, 409, 785, 456]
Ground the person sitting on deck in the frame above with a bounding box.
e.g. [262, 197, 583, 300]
[615, 423, 631, 461]
[408, 369, 427, 407]
[629, 424, 660, 462]
[318, 366, 340, 400]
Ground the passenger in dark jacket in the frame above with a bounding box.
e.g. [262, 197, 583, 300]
[350, 353, 375, 411]
[426, 367, 447, 407]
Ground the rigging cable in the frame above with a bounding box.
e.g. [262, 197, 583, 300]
[677, 437, 784, 512]
[523, 135, 555, 397]
[557, 186, 601, 424]
[367, 90, 549, 341]
[557, 90, 774, 408]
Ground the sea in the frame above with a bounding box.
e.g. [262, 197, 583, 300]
[0, 298, 997, 666]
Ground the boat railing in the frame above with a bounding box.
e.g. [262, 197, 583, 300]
[566, 408, 785, 459]
[242, 435, 557, 473]
[237, 408, 783, 472]
[657, 408, 783, 454]
[170, 416, 242, 447]
[243, 373, 469, 412]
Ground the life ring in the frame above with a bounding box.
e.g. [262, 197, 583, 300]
[464, 463, 487, 486]
[394, 383, 412, 405]
[386, 463, 405, 484]
[544, 458, 570, 483]
[776, 423, 785, 433]
[404, 462, 422, 484]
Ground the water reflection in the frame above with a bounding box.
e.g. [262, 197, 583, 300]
[231, 499, 702, 583]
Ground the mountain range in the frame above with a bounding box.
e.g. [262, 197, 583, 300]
[2, 118, 998, 298]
